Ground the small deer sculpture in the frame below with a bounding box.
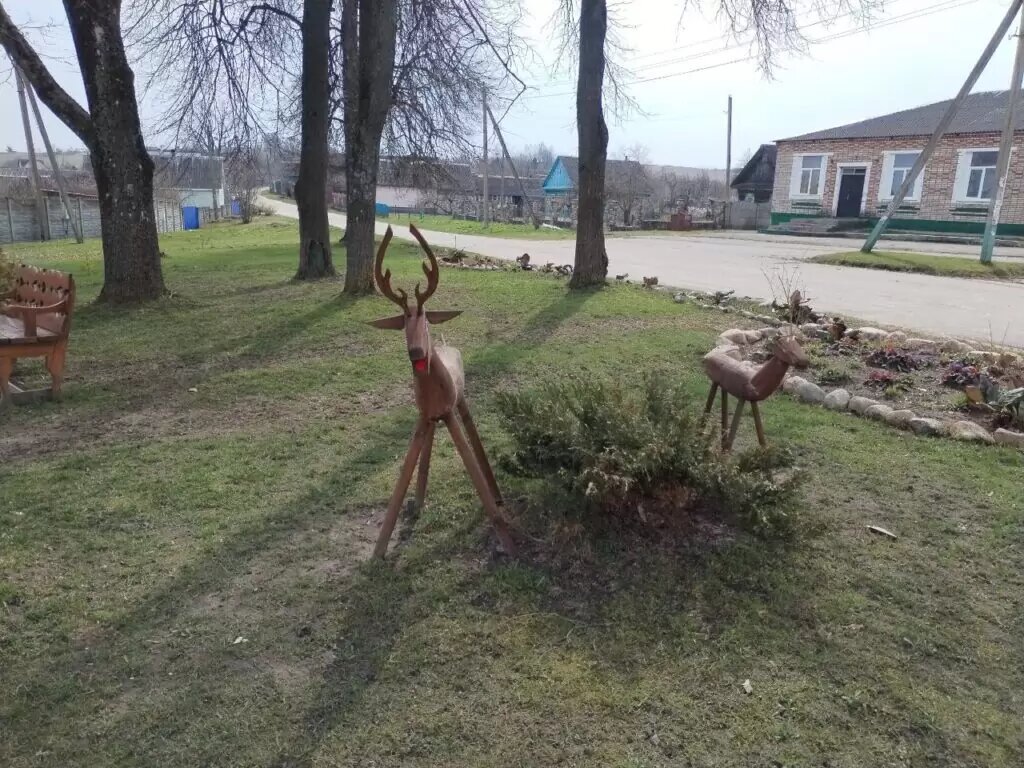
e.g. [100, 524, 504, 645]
[702, 334, 808, 450]
[369, 224, 516, 559]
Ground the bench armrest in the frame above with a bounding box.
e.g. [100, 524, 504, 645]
[0, 300, 67, 338]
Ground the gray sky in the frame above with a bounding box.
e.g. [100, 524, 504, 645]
[0, 0, 1020, 167]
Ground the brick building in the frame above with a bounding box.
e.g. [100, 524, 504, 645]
[771, 91, 1024, 235]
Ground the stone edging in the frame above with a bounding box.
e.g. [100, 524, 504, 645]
[707, 324, 1024, 451]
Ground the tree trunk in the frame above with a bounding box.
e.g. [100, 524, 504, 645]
[1, 1, 165, 302]
[294, 0, 335, 280]
[341, 0, 397, 295]
[569, 0, 609, 289]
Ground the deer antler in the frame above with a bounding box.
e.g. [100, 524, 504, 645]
[409, 224, 439, 310]
[373, 226, 409, 313]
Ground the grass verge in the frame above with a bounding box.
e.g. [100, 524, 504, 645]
[812, 249, 1024, 279]
[1, 218, 1022, 767]
[377, 212, 576, 239]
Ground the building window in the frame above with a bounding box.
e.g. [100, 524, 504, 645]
[965, 150, 998, 200]
[798, 155, 824, 196]
[954, 148, 1001, 203]
[879, 151, 923, 202]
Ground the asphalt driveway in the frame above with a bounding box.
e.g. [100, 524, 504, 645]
[261, 197, 1024, 348]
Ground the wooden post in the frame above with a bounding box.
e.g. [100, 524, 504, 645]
[13, 66, 48, 241]
[24, 73, 83, 243]
[982, 16, 1024, 263]
[6, 198, 13, 243]
[482, 86, 489, 227]
[726, 95, 733, 204]
[863, 0, 1024, 253]
[486, 104, 542, 229]
[77, 198, 83, 237]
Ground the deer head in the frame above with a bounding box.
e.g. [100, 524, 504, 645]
[772, 333, 809, 369]
[370, 225, 461, 374]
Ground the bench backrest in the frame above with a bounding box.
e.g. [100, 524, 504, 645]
[11, 265, 75, 338]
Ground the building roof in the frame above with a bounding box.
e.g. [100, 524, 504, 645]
[0, 150, 90, 172]
[730, 144, 776, 189]
[151, 150, 224, 190]
[544, 155, 652, 195]
[781, 91, 1023, 142]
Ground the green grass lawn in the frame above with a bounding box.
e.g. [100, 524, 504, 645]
[812, 249, 1024, 279]
[379, 212, 577, 239]
[2, 218, 1023, 767]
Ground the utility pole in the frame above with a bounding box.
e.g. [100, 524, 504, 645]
[485, 104, 542, 229]
[14, 65, 49, 240]
[500, 154, 506, 222]
[726, 95, 733, 202]
[864, 0, 1024, 253]
[982, 20, 1024, 263]
[482, 86, 489, 227]
[23, 70, 82, 243]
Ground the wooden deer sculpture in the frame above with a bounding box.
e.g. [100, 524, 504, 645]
[369, 224, 516, 559]
[702, 334, 809, 450]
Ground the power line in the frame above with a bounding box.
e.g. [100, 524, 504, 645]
[517, 0, 983, 102]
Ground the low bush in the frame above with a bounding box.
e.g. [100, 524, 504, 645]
[496, 374, 803, 538]
[0, 247, 14, 296]
[865, 346, 926, 372]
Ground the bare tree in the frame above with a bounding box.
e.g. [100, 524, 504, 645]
[606, 153, 649, 227]
[0, 1, 165, 303]
[339, 0, 397, 293]
[225, 147, 265, 223]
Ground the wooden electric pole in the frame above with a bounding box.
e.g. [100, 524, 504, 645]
[24, 71, 83, 243]
[482, 86, 489, 227]
[726, 95, 733, 200]
[982, 20, 1024, 263]
[14, 65, 49, 240]
[864, 0, 1024, 253]
[485, 104, 542, 229]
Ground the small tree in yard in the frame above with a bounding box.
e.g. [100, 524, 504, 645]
[226, 150, 265, 224]
[0, 1, 165, 303]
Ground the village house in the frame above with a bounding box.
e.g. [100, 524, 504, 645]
[771, 91, 1024, 235]
[730, 144, 777, 203]
[542, 155, 652, 227]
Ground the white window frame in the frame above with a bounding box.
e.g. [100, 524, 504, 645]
[830, 162, 871, 217]
[952, 147, 1006, 204]
[878, 150, 924, 203]
[789, 153, 830, 200]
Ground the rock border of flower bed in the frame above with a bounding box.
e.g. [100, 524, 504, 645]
[705, 321, 1024, 450]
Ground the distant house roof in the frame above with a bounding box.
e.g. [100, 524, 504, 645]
[151, 150, 224, 190]
[0, 150, 90, 172]
[730, 144, 776, 190]
[780, 91, 1023, 142]
[543, 155, 651, 195]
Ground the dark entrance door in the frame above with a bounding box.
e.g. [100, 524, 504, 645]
[836, 169, 866, 218]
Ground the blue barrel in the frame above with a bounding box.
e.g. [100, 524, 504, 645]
[182, 206, 200, 230]
[375, 202, 390, 218]
[230, 200, 242, 216]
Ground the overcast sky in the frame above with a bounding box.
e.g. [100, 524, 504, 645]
[0, 0, 1019, 168]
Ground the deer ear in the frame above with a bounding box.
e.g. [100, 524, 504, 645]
[425, 310, 462, 324]
[368, 314, 406, 330]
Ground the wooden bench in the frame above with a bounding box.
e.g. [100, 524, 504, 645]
[0, 265, 75, 410]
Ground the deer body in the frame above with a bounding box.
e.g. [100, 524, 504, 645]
[370, 225, 515, 559]
[702, 335, 808, 450]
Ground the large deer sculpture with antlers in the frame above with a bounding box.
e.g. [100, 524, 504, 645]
[369, 224, 516, 559]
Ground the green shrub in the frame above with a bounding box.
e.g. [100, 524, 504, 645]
[496, 374, 803, 538]
[817, 364, 852, 386]
[0, 248, 15, 297]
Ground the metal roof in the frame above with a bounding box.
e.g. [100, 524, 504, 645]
[780, 91, 1022, 142]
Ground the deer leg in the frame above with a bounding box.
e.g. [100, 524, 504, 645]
[720, 390, 729, 450]
[443, 413, 517, 557]
[0, 356, 12, 413]
[725, 398, 746, 452]
[750, 401, 768, 448]
[412, 421, 436, 516]
[373, 418, 431, 560]
[701, 382, 718, 427]
[457, 398, 502, 505]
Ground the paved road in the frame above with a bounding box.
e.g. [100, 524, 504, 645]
[261, 197, 1024, 348]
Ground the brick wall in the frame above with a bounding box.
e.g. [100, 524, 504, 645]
[772, 132, 1024, 228]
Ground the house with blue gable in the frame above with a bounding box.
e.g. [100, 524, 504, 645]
[542, 155, 652, 227]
